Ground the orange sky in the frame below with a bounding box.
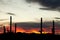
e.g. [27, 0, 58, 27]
[0, 25, 60, 35]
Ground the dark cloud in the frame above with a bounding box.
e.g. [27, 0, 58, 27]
[13, 21, 60, 30]
[12, 22, 60, 33]
[26, 0, 60, 8]
[14, 22, 40, 29]
[26, 0, 39, 3]
[39, 0, 60, 8]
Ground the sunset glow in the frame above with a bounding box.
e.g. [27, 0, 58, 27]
[0, 25, 60, 34]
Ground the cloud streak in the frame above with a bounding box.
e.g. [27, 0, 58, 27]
[6, 13, 16, 16]
[0, 19, 8, 21]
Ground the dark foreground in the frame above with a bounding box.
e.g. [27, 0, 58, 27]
[0, 32, 60, 40]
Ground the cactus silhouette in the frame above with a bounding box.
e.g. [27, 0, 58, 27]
[52, 20, 55, 35]
[40, 17, 43, 34]
[3, 26, 6, 33]
[10, 16, 12, 32]
[15, 23, 17, 33]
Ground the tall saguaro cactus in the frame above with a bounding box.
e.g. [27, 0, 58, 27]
[52, 20, 55, 35]
[15, 23, 17, 33]
[40, 17, 43, 34]
[10, 16, 12, 32]
[3, 26, 6, 33]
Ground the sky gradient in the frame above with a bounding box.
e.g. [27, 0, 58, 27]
[0, 0, 60, 23]
[0, 0, 60, 34]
